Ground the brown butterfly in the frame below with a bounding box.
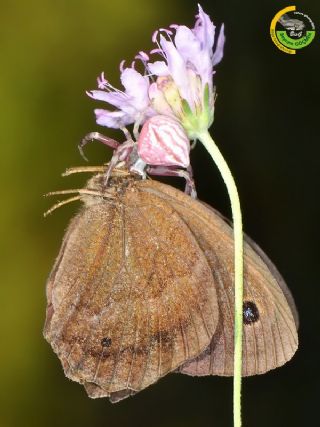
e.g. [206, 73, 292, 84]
[44, 167, 298, 403]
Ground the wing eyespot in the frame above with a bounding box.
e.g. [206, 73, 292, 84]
[243, 301, 260, 325]
[101, 337, 112, 347]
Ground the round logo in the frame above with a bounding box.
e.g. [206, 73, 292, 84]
[270, 6, 315, 54]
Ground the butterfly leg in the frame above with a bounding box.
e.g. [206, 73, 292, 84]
[146, 165, 197, 198]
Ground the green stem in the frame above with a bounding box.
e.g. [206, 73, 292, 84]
[198, 130, 243, 427]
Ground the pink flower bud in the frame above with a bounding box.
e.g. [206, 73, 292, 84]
[137, 115, 190, 168]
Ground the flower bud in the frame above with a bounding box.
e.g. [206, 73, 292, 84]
[149, 72, 215, 140]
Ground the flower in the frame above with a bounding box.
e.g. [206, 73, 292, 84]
[87, 66, 156, 129]
[87, 5, 224, 140]
[148, 4, 225, 138]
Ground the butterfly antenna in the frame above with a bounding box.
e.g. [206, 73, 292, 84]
[43, 196, 82, 217]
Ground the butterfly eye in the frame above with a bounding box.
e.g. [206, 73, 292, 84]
[243, 301, 259, 325]
[101, 337, 112, 347]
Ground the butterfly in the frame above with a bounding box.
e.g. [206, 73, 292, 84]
[44, 167, 298, 402]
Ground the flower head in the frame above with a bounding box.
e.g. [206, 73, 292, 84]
[87, 5, 224, 141]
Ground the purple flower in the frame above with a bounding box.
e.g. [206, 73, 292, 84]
[87, 67, 156, 129]
[87, 5, 224, 139]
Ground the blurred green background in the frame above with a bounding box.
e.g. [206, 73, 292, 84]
[0, 0, 318, 426]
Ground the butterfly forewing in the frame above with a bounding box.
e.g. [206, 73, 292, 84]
[44, 175, 219, 400]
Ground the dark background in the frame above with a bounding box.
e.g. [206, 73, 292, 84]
[0, 1, 318, 426]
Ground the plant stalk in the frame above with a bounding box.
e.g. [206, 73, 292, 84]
[198, 130, 244, 427]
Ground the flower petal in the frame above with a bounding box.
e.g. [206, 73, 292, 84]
[120, 68, 150, 110]
[148, 61, 169, 76]
[94, 109, 131, 128]
[174, 25, 201, 62]
[212, 24, 225, 67]
[193, 4, 215, 50]
[87, 90, 127, 109]
[175, 24, 212, 84]
[159, 35, 191, 104]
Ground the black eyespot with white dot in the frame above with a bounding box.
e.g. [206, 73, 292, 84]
[243, 301, 259, 325]
[101, 337, 112, 347]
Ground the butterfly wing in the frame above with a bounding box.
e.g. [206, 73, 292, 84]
[140, 180, 298, 376]
[44, 182, 219, 401]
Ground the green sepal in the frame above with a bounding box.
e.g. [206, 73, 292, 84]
[181, 98, 193, 118]
[203, 83, 210, 110]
